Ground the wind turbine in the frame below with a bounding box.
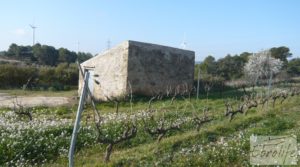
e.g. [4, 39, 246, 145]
[29, 24, 37, 45]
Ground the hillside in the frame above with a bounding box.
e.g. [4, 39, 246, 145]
[48, 88, 300, 166]
[1, 82, 300, 166]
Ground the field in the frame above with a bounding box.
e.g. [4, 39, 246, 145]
[0, 90, 77, 108]
[1, 84, 300, 166]
[0, 89, 77, 97]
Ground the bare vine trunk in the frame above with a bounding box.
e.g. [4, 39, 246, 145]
[104, 144, 113, 162]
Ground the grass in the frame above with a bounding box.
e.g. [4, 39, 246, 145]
[45, 88, 300, 166]
[1, 84, 300, 166]
[50, 106, 299, 166]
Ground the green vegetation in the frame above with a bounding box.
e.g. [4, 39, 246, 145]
[287, 58, 300, 76]
[0, 43, 93, 66]
[0, 43, 94, 90]
[53, 91, 300, 166]
[1, 84, 300, 166]
[0, 63, 78, 90]
[1, 43, 300, 166]
[1, 44, 299, 90]
[197, 46, 299, 81]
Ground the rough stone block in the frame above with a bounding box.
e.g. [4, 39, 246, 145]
[79, 40, 195, 101]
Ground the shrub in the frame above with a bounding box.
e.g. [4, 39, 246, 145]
[0, 63, 79, 90]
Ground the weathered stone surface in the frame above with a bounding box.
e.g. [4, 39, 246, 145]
[79, 40, 195, 101]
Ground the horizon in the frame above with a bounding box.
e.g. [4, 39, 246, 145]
[0, 0, 299, 61]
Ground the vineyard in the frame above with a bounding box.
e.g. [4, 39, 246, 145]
[1, 81, 300, 166]
[1, 0, 300, 166]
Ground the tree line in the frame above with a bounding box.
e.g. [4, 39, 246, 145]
[0, 43, 94, 90]
[197, 46, 299, 80]
[194, 46, 300, 94]
[0, 43, 93, 66]
[197, 46, 300, 79]
[1, 44, 299, 91]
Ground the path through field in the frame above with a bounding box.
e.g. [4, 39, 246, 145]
[0, 93, 71, 108]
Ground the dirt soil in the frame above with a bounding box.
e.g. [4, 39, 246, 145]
[0, 93, 71, 108]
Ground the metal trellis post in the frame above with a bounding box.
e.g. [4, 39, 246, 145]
[68, 71, 90, 167]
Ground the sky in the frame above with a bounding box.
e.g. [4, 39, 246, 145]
[0, 0, 299, 61]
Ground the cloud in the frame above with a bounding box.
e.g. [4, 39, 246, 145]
[11, 28, 26, 36]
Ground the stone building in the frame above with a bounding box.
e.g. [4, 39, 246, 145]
[79, 40, 195, 101]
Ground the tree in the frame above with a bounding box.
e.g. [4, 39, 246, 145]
[7, 43, 20, 57]
[216, 54, 246, 80]
[200, 55, 217, 75]
[6, 44, 33, 61]
[42, 45, 58, 66]
[270, 46, 292, 68]
[19, 45, 33, 61]
[244, 50, 283, 87]
[216, 55, 233, 80]
[4, 43, 93, 65]
[287, 58, 300, 76]
[239, 52, 252, 61]
[32, 43, 42, 62]
[0, 51, 6, 56]
[33, 45, 59, 66]
[58, 48, 77, 64]
[77, 52, 93, 63]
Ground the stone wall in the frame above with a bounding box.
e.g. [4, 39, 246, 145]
[127, 41, 195, 96]
[78, 41, 129, 101]
[79, 40, 195, 101]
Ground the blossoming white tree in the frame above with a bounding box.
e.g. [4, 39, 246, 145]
[244, 50, 283, 92]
